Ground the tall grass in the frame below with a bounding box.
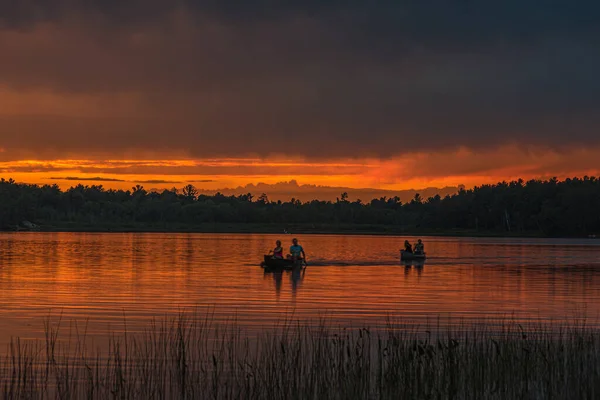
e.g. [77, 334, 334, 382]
[1, 314, 599, 399]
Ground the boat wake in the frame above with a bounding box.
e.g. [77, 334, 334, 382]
[287, 260, 405, 267]
[245, 256, 600, 268]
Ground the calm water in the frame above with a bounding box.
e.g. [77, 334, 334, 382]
[1, 232, 600, 347]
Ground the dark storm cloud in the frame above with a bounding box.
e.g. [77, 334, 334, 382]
[3, 1, 598, 39]
[47, 176, 180, 184]
[50, 176, 125, 182]
[136, 179, 183, 184]
[1, 1, 599, 158]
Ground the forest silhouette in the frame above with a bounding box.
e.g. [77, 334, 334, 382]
[1, 177, 599, 237]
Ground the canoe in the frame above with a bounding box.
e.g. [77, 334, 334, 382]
[400, 251, 426, 261]
[261, 255, 304, 270]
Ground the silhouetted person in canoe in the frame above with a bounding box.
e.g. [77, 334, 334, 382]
[404, 240, 413, 253]
[287, 238, 306, 262]
[414, 239, 425, 255]
[268, 240, 284, 259]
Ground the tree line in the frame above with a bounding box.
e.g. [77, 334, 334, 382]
[1, 177, 599, 236]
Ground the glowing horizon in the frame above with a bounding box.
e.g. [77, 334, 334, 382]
[3, 144, 600, 200]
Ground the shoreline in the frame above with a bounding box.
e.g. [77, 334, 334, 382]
[2, 222, 590, 239]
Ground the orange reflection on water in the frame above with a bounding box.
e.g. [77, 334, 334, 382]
[1, 233, 599, 347]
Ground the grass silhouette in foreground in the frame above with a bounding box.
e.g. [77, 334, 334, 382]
[1, 314, 599, 399]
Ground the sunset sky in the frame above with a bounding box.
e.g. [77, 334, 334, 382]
[1, 1, 600, 198]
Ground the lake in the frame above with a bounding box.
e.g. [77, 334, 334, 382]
[1, 232, 599, 348]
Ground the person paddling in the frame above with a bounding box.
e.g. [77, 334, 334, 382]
[269, 240, 284, 259]
[414, 239, 425, 255]
[403, 240, 413, 253]
[288, 238, 306, 264]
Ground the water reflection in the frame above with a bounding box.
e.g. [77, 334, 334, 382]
[264, 270, 284, 298]
[403, 263, 424, 277]
[291, 267, 305, 295]
[1, 233, 600, 348]
[263, 267, 306, 298]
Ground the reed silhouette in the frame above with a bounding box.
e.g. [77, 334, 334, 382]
[1, 313, 599, 399]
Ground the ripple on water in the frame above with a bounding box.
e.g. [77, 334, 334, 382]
[1, 232, 599, 347]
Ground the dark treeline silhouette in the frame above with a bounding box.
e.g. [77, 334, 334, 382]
[1, 177, 599, 236]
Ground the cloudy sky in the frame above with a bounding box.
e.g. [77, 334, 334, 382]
[1, 1, 599, 196]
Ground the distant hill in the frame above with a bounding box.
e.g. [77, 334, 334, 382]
[197, 180, 464, 203]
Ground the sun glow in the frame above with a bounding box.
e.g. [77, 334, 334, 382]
[3, 144, 600, 199]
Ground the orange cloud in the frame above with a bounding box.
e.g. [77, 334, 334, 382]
[2, 145, 600, 198]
